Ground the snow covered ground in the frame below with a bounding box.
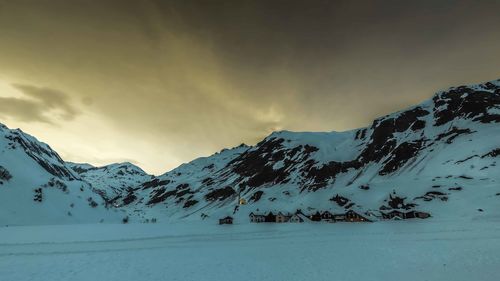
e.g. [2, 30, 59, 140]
[1, 219, 499, 281]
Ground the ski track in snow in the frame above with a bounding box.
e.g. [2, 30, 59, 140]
[0, 220, 499, 281]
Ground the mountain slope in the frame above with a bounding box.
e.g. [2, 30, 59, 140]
[3, 78, 499, 224]
[0, 124, 125, 225]
[114, 79, 500, 222]
[68, 162, 153, 202]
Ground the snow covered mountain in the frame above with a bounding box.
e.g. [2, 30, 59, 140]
[2, 78, 500, 225]
[68, 162, 153, 202]
[0, 124, 125, 225]
[107, 78, 500, 222]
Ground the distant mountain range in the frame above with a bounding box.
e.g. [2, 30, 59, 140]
[1, 79, 500, 225]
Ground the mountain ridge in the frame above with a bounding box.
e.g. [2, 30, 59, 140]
[1, 78, 500, 224]
[81, 78, 499, 222]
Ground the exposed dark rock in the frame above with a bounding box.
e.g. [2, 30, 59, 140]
[141, 178, 170, 190]
[394, 107, 430, 132]
[433, 85, 500, 126]
[330, 194, 350, 207]
[303, 145, 319, 154]
[247, 165, 287, 187]
[455, 155, 479, 164]
[249, 190, 264, 202]
[87, 197, 98, 208]
[379, 141, 425, 175]
[355, 128, 367, 140]
[204, 186, 236, 202]
[33, 188, 43, 202]
[482, 148, 500, 158]
[122, 192, 137, 205]
[0, 166, 12, 181]
[436, 127, 474, 144]
[70, 166, 88, 174]
[147, 187, 176, 205]
[383, 193, 416, 210]
[229, 138, 289, 187]
[176, 183, 189, 190]
[201, 177, 215, 186]
[175, 187, 193, 198]
[47, 178, 68, 192]
[305, 161, 347, 190]
[415, 191, 448, 202]
[5, 133, 77, 180]
[359, 119, 398, 164]
[410, 120, 426, 131]
[203, 164, 215, 170]
[359, 184, 370, 190]
[183, 199, 198, 208]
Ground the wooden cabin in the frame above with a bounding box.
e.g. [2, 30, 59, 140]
[321, 211, 334, 222]
[310, 211, 322, 222]
[219, 216, 233, 225]
[333, 213, 346, 222]
[289, 213, 306, 223]
[249, 212, 265, 223]
[345, 210, 370, 222]
[405, 210, 416, 219]
[276, 212, 291, 223]
[265, 212, 276, 222]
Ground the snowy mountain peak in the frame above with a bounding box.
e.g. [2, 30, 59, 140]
[1, 78, 500, 225]
[0, 124, 79, 181]
[103, 78, 500, 222]
[0, 123, 123, 225]
[67, 161, 152, 201]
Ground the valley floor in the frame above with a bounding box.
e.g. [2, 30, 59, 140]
[0, 219, 499, 281]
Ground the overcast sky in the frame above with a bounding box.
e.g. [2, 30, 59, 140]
[0, 0, 499, 174]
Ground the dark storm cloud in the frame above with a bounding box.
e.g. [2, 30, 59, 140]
[0, 0, 499, 173]
[0, 84, 78, 123]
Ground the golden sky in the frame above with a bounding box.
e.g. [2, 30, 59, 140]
[0, 0, 499, 174]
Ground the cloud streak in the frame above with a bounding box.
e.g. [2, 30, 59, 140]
[0, 84, 79, 124]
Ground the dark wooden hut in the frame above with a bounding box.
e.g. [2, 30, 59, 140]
[265, 212, 276, 222]
[219, 216, 233, 225]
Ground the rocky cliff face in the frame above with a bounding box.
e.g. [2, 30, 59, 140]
[86, 79, 500, 222]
